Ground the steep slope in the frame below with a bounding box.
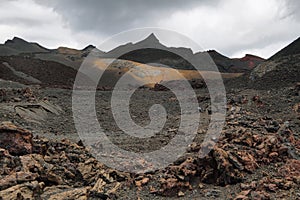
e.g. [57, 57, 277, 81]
[107, 34, 264, 73]
[106, 33, 166, 57]
[207, 51, 265, 73]
[250, 37, 300, 89]
[0, 35, 264, 73]
[118, 48, 195, 70]
[234, 54, 265, 69]
[269, 37, 300, 60]
[249, 54, 300, 89]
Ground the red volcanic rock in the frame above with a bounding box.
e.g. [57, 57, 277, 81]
[237, 54, 265, 69]
[0, 122, 33, 155]
[239, 54, 265, 62]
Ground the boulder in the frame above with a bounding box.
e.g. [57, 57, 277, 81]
[0, 122, 33, 155]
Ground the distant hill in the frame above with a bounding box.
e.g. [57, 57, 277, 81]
[0, 34, 266, 90]
[0, 35, 264, 73]
[207, 51, 265, 73]
[0, 37, 49, 56]
[106, 34, 264, 73]
[0, 37, 103, 69]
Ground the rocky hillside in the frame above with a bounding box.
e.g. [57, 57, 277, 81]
[207, 51, 265, 73]
[0, 56, 93, 88]
[0, 37, 49, 56]
[0, 37, 101, 69]
[106, 34, 265, 73]
[269, 37, 300, 60]
[250, 37, 300, 89]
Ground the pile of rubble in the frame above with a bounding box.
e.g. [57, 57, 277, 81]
[144, 98, 300, 198]
[0, 96, 299, 199]
[0, 122, 129, 199]
[0, 87, 36, 103]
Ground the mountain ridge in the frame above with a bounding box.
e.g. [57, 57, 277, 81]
[0, 34, 266, 72]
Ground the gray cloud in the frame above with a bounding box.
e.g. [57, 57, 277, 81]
[286, 0, 300, 20]
[0, 0, 299, 58]
[35, 0, 215, 35]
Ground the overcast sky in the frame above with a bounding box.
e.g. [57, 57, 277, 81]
[0, 0, 299, 58]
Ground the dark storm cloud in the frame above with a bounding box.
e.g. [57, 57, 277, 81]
[1, 0, 300, 57]
[35, 0, 218, 35]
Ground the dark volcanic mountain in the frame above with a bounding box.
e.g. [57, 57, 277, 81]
[0, 35, 264, 73]
[269, 37, 300, 60]
[106, 34, 265, 73]
[106, 33, 196, 70]
[0, 37, 102, 69]
[249, 36, 300, 89]
[206, 51, 265, 73]
[0, 37, 49, 56]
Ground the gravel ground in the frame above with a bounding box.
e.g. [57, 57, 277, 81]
[0, 81, 299, 199]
